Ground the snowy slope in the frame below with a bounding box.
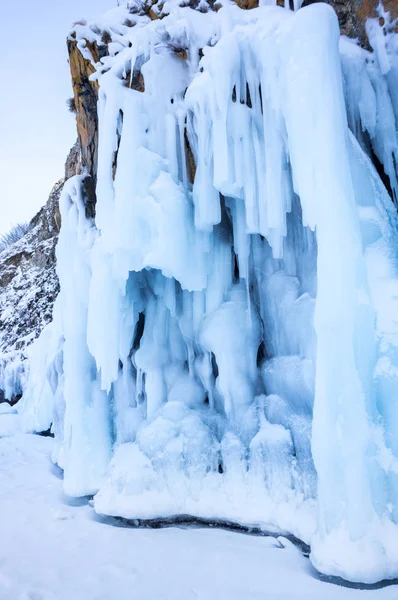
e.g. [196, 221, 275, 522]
[0, 141, 83, 405]
[0, 181, 61, 356]
[0, 182, 61, 404]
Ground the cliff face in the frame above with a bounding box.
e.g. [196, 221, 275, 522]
[307, 0, 398, 44]
[0, 184, 60, 403]
[0, 182, 61, 357]
[2, 0, 397, 584]
[0, 146, 81, 402]
[67, 0, 397, 214]
[0, 0, 396, 404]
[66, 0, 398, 198]
[0, 144, 83, 356]
[236, 0, 398, 45]
[67, 38, 100, 182]
[0, 28, 98, 403]
[13, 0, 398, 585]
[67, 0, 398, 185]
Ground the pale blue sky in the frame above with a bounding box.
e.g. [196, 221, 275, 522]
[0, 0, 113, 235]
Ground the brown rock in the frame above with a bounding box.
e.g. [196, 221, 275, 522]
[185, 129, 196, 184]
[302, 0, 398, 47]
[0, 181, 62, 358]
[233, 0, 398, 47]
[67, 39, 101, 182]
[65, 139, 82, 180]
[124, 69, 145, 91]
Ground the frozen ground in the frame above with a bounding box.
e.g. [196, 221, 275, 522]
[0, 433, 397, 600]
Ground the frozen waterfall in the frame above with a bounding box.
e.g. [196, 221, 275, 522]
[17, 0, 398, 584]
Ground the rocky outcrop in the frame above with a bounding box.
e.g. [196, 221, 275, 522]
[0, 142, 83, 353]
[0, 182, 61, 356]
[0, 143, 82, 402]
[302, 0, 398, 45]
[68, 0, 397, 190]
[236, 0, 398, 46]
[67, 38, 102, 182]
[65, 139, 82, 180]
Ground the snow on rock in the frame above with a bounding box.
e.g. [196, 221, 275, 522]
[0, 140, 83, 407]
[0, 182, 61, 406]
[0, 181, 61, 354]
[8, 0, 398, 585]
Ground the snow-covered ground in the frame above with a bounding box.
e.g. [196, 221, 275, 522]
[0, 433, 397, 600]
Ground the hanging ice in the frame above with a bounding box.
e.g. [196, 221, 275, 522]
[14, 0, 398, 585]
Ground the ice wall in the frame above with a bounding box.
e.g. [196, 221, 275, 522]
[17, 0, 398, 584]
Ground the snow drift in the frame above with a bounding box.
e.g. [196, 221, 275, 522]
[13, 0, 398, 584]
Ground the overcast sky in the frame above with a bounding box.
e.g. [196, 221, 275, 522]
[0, 0, 113, 235]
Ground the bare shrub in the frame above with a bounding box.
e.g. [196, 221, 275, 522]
[155, 29, 189, 59]
[66, 97, 77, 113]
[0, 223, 31, 253]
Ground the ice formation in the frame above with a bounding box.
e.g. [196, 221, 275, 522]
[14, 0, 398, 584]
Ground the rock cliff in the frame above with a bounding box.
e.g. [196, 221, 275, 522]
[0, 0, 396, 404]
[0, 146, 80, 402]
